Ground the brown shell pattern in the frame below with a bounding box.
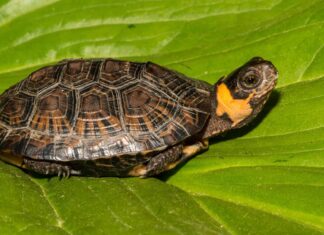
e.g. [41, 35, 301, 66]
[0, 59, 211, 161]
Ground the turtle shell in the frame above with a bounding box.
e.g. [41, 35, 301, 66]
[0, 59, 211, 162]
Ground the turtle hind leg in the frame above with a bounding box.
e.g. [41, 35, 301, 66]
[22, 158, 81, 178]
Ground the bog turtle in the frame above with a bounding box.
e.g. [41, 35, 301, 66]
[0, 57, 277, 177]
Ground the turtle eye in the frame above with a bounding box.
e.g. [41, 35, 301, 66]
[239, 73, 261, 89]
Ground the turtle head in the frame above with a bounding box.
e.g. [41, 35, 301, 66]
[214, 57, 278, 129]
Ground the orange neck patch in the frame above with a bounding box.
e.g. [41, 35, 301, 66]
[216, 83, 254, 126]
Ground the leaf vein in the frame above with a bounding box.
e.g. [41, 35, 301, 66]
[26, 176, 72, 235]
[119, 180, 184, 235]
[191, 194, 324, 233]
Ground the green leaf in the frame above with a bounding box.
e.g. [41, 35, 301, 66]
[0, 165, 223, 234]
[0, 0, 323, 234]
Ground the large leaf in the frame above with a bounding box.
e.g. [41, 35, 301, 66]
[0, 0, 323, 234]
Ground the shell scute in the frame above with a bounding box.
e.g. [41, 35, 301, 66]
[0, 92, 34, 128]
[22, 64, 63, 95]
[24, 132, 54, 160]
[1, 129, 30, 156]
[54, 137, 84, 161]
[30, 85, 76, 135]
[61, 60, 101, 88]
[121, 82, 179, 134]
[75, 83, 123, 137]
[0, 124, 9, 146]
[99, 59, 141, 88]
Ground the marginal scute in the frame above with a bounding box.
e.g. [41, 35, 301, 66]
[0, 129, 30, 156]
[54, 137, 84, 160]
[24, 132, 54, 160]
[0, 124, 8, 145]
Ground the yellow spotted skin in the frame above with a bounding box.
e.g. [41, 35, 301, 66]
[216, 82, 254, 126]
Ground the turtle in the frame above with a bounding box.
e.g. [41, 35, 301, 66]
[0, 57, 278, 177]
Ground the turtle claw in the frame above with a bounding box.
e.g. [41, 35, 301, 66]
[58, 168, 62, 178]
[57, 166, 71, 179]
[66, 169, 71, 178]
[45, 166, 50, 175]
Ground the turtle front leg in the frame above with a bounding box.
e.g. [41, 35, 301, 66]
[145, 145, 184, 176]
[182, 139, 209, 159]
[22, 158, 80, 178]
[130, 140, 209, 177]
[128, 145, 183, 177]
[165, 139, 209, 171]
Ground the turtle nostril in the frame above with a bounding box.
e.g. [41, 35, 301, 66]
[263, 63, 277, 75]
